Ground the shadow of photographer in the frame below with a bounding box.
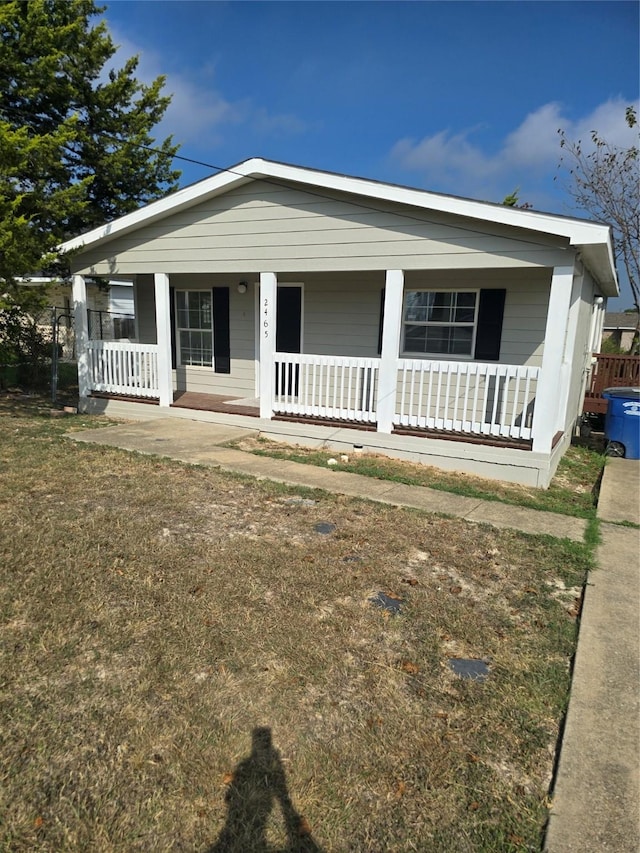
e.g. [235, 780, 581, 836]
[208, 726, 324, 853]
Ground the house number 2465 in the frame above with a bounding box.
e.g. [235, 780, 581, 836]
[263, 298, 269, 338]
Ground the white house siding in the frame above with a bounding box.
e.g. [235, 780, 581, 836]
[133, 273, 256, 398]
[296, 271, 385, 358]
[563, 270, 599, 433]
[277, 268, 550, 366]
[131, 267, 552, 402]
[71, 180, 571, 277]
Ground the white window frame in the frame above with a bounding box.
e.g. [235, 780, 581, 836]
[175, 289, 213, 369]
[401, 288, 479, 360]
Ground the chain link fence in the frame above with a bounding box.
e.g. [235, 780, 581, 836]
[88, 309, 135, 342]
[1, 305, 134, 392]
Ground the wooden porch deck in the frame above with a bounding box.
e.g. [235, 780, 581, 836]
[584, 353, 640, 415]
[171, 391, 260, 417]
[89, 391, 537, 449]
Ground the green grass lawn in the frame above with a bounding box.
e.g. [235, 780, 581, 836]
[0, 397, 592, 851]
[229, 435, 605, 520]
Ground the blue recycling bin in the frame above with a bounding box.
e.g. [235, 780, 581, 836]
[602, 387, 640, 459]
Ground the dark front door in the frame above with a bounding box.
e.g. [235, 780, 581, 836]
[276, 286, 302, 353]
[275, 285, 302, 396]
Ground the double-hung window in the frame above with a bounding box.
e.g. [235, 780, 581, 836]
[176, 291, 213, 367]
[403, 290, 478, 357]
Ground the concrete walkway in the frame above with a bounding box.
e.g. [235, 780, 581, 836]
[545, 457, 640, 853]
[68, 418, 640, 850]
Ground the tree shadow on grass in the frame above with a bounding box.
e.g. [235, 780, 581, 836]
[208, 727, 324, 853]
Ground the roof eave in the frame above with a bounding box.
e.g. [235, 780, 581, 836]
[58, 157, 619, 292]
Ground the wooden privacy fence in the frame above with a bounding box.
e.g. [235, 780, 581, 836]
[584, 354, 640, 414]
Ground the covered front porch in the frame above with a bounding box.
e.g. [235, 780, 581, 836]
[72, 264, 578, 467]
[83, 341, 539, 446]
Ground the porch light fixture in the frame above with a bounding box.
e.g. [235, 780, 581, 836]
[237, 281, 248, 294]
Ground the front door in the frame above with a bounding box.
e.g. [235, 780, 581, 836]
[275, 284, 302, 396]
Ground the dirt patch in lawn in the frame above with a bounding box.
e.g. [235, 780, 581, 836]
[0, 400, 590, 851]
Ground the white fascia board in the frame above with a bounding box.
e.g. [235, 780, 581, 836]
[580, 243, 619, 296]
[58, 156, 617, 289]
[256, 161, 618, 292]
[255, 160, 612, 245]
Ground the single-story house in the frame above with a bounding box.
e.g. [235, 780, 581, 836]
[601, 311, 639, 353]
[60, 158, 618, 487]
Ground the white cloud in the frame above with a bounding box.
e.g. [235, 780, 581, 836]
[392, 127, 494, 182]
[390, 97, 639, 204]
[501, 102, 565, 169]
[103, 29, 307, 150]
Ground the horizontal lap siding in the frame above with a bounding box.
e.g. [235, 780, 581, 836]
[302, 273, 384, 358]
[73, 181, 569, 276]
[297, 269, 549, 368]
[403, 268, 549, 367]
[174, 361, 255, 397]
[134, 275, 157, 344]
[135, 273, 256, 397]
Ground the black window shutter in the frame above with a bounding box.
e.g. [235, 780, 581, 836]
[212, 287, 231, 373]
[169, 286, 176, 369]
[474, 289, 506, 361]
[377, 288, 385, 355]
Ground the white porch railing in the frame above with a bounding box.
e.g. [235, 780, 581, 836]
[273, 353, 380, 423]
[86, 340, 159, 398]
[395, 359, 539, 440]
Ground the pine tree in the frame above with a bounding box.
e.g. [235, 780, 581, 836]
[0, 0, 181, 285]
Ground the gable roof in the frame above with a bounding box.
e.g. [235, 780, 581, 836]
[59, 157, 618, 294]
[604, 312, 639, 330]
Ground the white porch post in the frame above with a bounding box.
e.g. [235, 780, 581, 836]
[259, 272, 277, 419]
[595, 298, 606, 351]
[531, 265, 575, 454]
[376, 269, 404, 433]
[556, 269, 583, 433]
[72, 274, 90, 401]
[154, 272, 173, 407]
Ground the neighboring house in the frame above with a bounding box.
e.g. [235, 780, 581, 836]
[601, 312, 639, 352]
[18, 276, 134, 329]
[18, 276, 109, 315]
[17, 277, 135, 357]
[60, 158, 617, 487]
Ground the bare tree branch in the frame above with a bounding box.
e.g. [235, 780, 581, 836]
[558, 107, 639, 326]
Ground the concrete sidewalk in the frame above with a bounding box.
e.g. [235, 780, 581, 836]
[68, 418, 640, 850]
[68, 417, 588, 541]
[545, 458, 640, 853]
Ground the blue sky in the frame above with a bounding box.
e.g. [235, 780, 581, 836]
[104, 0, 639, 306]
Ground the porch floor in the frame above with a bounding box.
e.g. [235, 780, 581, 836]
[171, 391, 260, 417]
[89, 391, 536, 450]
